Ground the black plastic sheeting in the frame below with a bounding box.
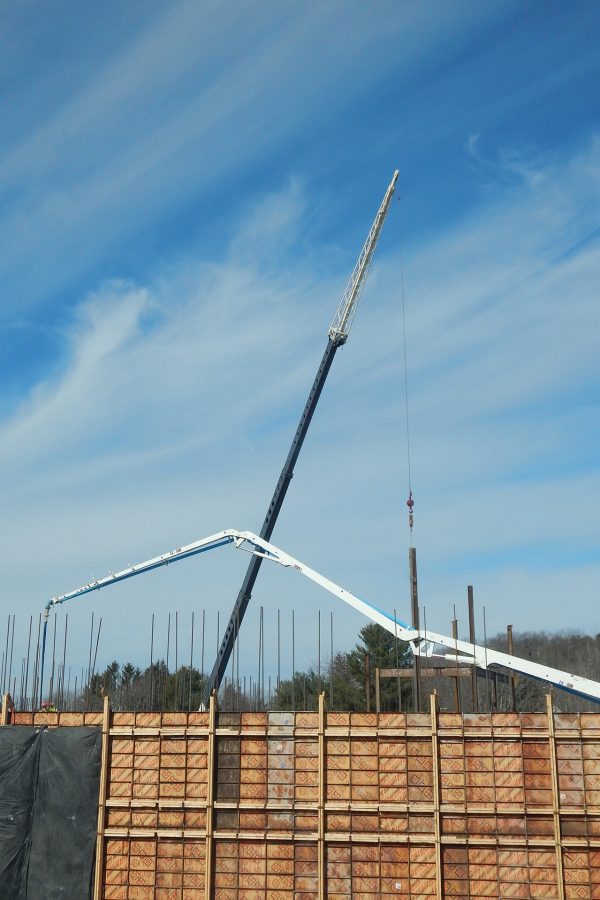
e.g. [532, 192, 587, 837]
[0, 727, 101, 900]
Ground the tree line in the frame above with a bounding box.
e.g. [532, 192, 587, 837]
[83, 625, 600, 713]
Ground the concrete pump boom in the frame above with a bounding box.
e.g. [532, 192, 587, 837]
[40, 528, 600, 706]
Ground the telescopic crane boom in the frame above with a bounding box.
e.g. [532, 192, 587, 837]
[41, 528, 600, 705]
[205, 171, 399, 701]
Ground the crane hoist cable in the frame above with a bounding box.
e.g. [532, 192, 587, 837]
[399, 221, 414, 542]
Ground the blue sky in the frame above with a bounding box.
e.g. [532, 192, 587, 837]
[1, 1, 600, 691]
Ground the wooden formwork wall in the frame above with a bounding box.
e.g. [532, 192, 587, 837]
[6, 695, 600, 899]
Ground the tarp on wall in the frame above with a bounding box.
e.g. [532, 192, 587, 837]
[0, 727, 101, 900]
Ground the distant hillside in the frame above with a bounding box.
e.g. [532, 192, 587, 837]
[485, 629, 600, 713]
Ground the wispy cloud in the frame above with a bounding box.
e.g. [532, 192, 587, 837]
[1, 135, 599, 675]
[0, 1, 510, 318]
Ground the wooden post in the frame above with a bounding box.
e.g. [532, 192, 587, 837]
[467, 586, 478, 712]
[430, 692, 444, 900]
[318, 692, 326, 900]
[546, 693, 566, 900]
[92, 695, 111, 900]
[451, 619, 461, 713]
[375, 667, 381, 714]
[205, 692, 217, 900]
[364, 653, 371, 713]
[1, 693, 11, 725]
[507, 624, 517, 711]
[409, 547, 421, 712]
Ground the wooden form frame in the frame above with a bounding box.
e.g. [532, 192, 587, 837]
[1, 692, 14, 725]
[5, 695, 600, 898]
[93, 695, 111, 900]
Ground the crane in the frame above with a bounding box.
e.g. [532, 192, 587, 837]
[205, 170, 399, 701]
[40, 528, 600, 705]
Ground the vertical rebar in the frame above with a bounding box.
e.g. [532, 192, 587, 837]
[317, 610, 321, 696]
[19, 658, 25, 709]
[422, 604, 428, 711]
[174, 611, 179, 712]
[201, 610, 205, 693]
[165, 612, 171, 709]
[49, 613, 57, 704]
[260, 606, 265, 709]
[409, 547, 421, 712]
[229, 628, 234, 711]
[257, 607, 264, 709]
[292, 610, 295, 711]
[468, 585, 478, 712]
[188, 611, 195, 712]
[2, 614, 10, 693]
[452, 609, 461, 713]
[235, 609, 240, 712]
[24, 615, 33, 711]
[483, 605, 491, 712]
[90, 618, 102, 706]
[329, 612, 334, 710]
[56, 664, 63, 709]
[59, 614, 68, 709]
[86, 613, 95, 706]
[507, 623, 517, 712]
[394, 608, 401, 712]
[277, 609, 281, 698]
[32, 614, 41, 711]
[8, 614, 15, 701]
[149, 613, 155, 711]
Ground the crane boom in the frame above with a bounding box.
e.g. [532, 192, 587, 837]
[329, 171, 398, 342]
[41, 528, 600, 705]
[205, 171, 399, 701]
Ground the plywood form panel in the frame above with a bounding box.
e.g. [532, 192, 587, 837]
[563, 849, 597, 900]
[213, 840, 318, 899]
[268, 737, 294, 802]
[102, 836, 206, 900]
[7, 704, 600, 897]
[583, 742, 600, 809]
[240, 737, 267, 803]
[407, 738, 434, 804]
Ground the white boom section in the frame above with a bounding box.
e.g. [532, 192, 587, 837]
[45, 528, 600, 704]
[328, 170, 399, 344]
[236, 533, 600, 704]
[45, 530, 241, 610]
